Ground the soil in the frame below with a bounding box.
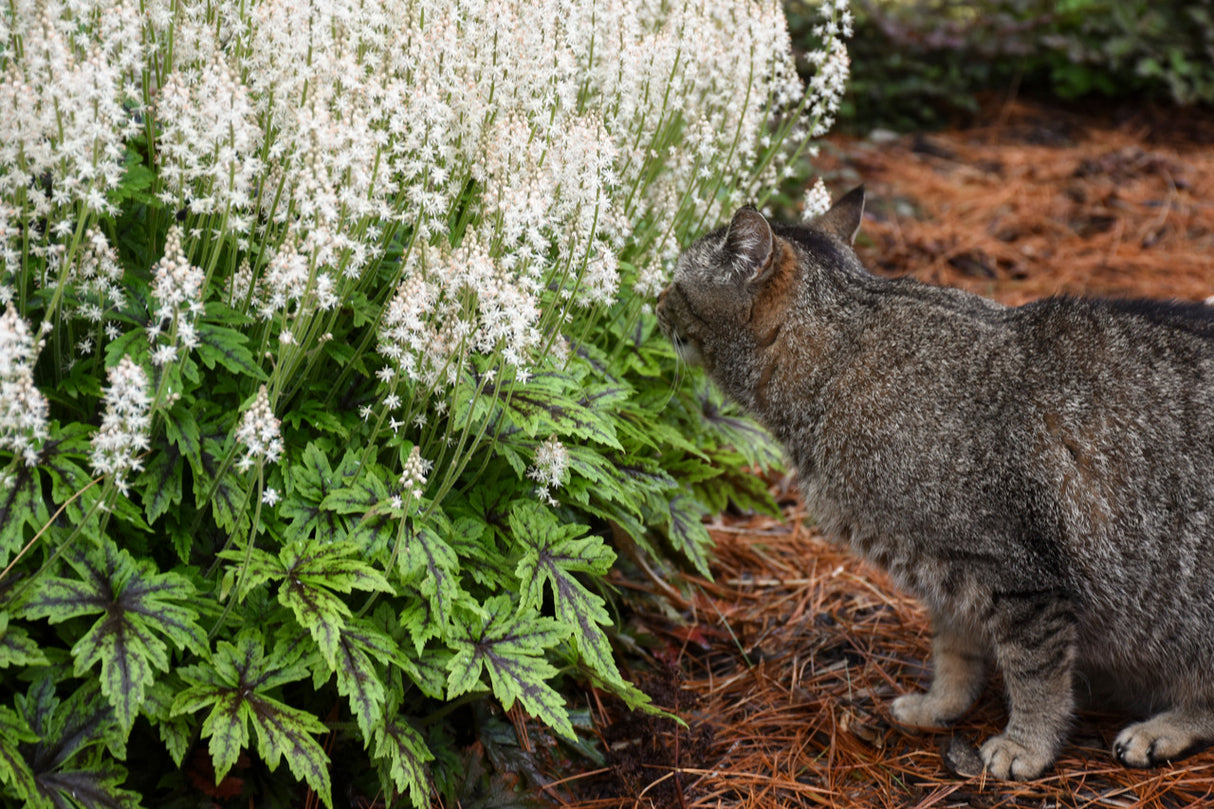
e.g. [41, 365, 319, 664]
[548, 98, 1214, 809]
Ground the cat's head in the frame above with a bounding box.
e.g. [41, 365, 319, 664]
[656, 186, 866, 388]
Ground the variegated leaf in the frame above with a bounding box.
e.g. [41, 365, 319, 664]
[20, 540, 206, 733]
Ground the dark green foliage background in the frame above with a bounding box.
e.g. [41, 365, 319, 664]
[787, 0, 1214, 132]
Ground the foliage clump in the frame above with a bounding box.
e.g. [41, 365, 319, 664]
[788, 0, 1214, 133]
[0, 0, 849, 805]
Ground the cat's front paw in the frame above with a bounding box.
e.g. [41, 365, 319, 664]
[891, 692, 955, 729]
[980, 734, 1051, 780]
[1113, 717, 1198, 767]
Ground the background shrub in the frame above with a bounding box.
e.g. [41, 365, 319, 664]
[786, 0, 1214, 132]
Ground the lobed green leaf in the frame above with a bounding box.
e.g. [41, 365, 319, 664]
[373, 707, 433, 808]
[21, 540, 206, 733]
[173, 628, 330, 805]
[510, 503, 627, 691]
[447, 595, 572, 738]
[0, 613, 50, 669]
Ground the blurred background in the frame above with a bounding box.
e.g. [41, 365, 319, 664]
[788, 0, 1214, 133]
[773, 0, 1213, 309]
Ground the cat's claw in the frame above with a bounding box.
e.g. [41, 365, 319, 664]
[980, 734, 1050, 780]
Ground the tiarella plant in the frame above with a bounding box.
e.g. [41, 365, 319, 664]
[0, 0, 850, 806]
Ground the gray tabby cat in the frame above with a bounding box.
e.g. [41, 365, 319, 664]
[656, 186, 1214, 780]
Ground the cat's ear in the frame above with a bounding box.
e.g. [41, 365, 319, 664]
[724, 207, 773, 279]
[817, 185, 865, 244]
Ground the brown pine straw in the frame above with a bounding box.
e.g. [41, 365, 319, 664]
[836, 98, 1214, 307]
[565, 507, 1214, 808]
[549, 100, 1214, 809]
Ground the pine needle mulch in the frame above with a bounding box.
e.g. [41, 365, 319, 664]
[834, 98, 1214, 307]
[544, 100, 1214, 809]
[554, 509, 1214, 808]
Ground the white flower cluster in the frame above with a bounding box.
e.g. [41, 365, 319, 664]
[803, 0, 853, 138]
[802, 178, 834, 221]
[378, 264, 448, 389]
[252, 231, 341, 322]
[234, 385, 283, 472]
[378, 235, 543, 387]
[70, 227, 126, 323]
[0, 0, 143, 222]
[398, 445, 433, 502]
[149, 226, 205, 365]
[528, 436, 570, 506]
[0, 304, 50, 465]
[90, 356, 151, 493]
[369, 0, 846, 386]
[156, 56, 262, 219]
[3, 0, 849, 406]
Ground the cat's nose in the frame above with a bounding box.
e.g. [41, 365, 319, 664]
[656, 285, 669, 309]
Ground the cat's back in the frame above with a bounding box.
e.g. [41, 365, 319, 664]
[1014, 293, 1214, 368]
[1007, 294, 1214, 447]
[809, 280, 1214, 546]
[839, 279, 1214, 412]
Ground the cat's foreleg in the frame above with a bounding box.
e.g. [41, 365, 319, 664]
[1114, 707, 1214, 767]
[892, 615, 986, 728]
[980, 594, 1076, 780]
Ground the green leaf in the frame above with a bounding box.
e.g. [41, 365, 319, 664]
[249, 698, 331, 804]
[141, 680, 192, 768]
[447, 514, 510, 589]
[284, 399, 352, 439]
[0, 612, 50, 669]
[373, 702, 433, 809]
[282, 443, 350, 544]
[103, 326, 149, 370]
[5, 425, 98, 558]
[495, 370, 622, 449]
[348, 511, 396, 562]
[510, 502, 625, 690]
[396, 589, 442, 657]
[195, 320, 266, 380]
[172, 627, 331, 807]
[288, 540, 395, 594]
[696, 385, 782, 469]
[114, 146, 156, 205]
[56, 357, 104, 402]
[164, 402, 201, 459]
[276, 540, 391, 669]
[561, 442, 636, 512]
[610, 455, 678, 507]
[0, 705, 38, 804]
[16, 676, 139, 809]
[330, 618, 398, 739]
[189, 429, 249, 536]
[447, 595, 573, 738]
[319, 463, 390, 515]
[694, 453, 780, 518]
[665, 495, 713, 577]
[371, 603, 446, 699]
[397, 516, 462, 644]
[136, 434, 184, 527]
[41, 447, 98, 528]
[217, 544, 284, 603]
[0, 462, 44, 567]
[20, 539, 207, 733]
